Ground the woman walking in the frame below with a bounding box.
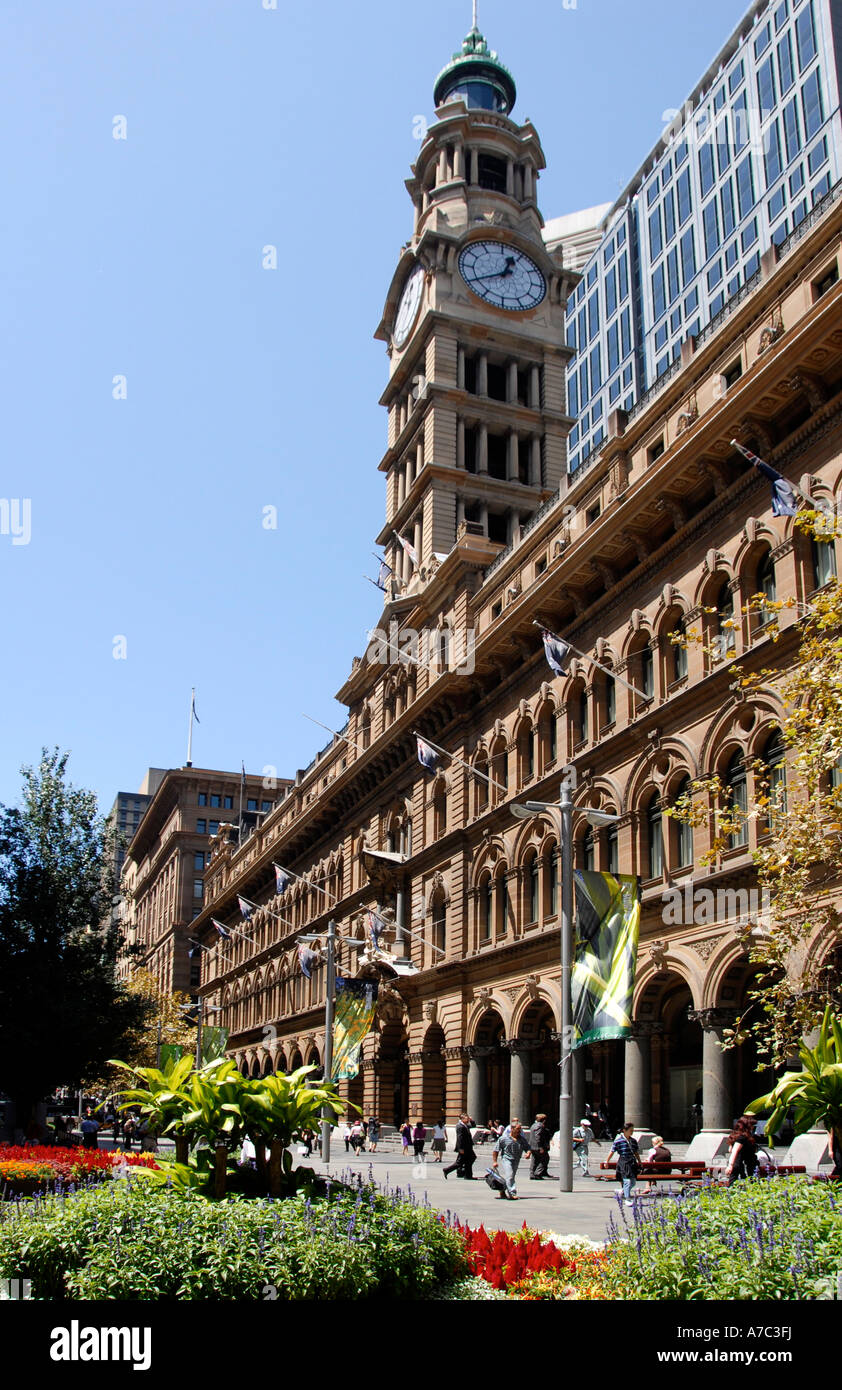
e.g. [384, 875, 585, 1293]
[611, 1122, 641, 1206]
[412, 1120, 427, 1158]
[431, 1120, 447, 1162]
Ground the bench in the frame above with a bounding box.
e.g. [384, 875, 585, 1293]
[599, 1160, 706, 1174]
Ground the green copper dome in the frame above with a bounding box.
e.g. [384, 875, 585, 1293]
[433, 22, 516, 114]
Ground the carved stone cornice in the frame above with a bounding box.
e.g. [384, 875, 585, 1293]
[629, 1021, 665, 1038]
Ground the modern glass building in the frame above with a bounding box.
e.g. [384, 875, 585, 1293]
[565, 0, 842, 475]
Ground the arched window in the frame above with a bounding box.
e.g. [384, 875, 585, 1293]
[812, 537, 837, 590]
[581, 826, 595, 872]
[723, 752, 748, 847]
[433, 780, 447, 838]
[671, 618, 688, 681]
[640, 644, 654, 698]
[646, 796, 663, 878]
[762, 730, 787, 829]
[491, 738, 508, 800]
[525, 852, 540, 924]
[671, 774, 694, 868]
[481, 876, 493, 941]
[757, 549, 776, 606]
[518, 720, 535, 784]
[495, 866, 509, 935]
[474, 751, 490, 814]
[606, 823, 619, 875]
[574, 686, 589, 745]
[544, 843, 559, 917]
[538, 705, 557, 770]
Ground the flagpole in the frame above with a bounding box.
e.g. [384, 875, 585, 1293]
[302, 713, 370, 759]
[411, 730, 508, 795]
[186, 688, 196, 767]
[731, 437, 813, 506]
[533, 620, 648, 699]
[365, 628, 456, 680]
[273, 863, 337, 907]
[238, 764, 245, 847]
[238, 895, 297, 931]
[321, 920, 337, 1163]
[397, 920, 445, 957]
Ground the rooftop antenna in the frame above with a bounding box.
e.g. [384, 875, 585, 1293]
[472, 1, 478, 28]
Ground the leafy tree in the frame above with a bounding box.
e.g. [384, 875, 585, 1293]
[669, 516, 842, 1064]
[85, 967, 197, 1093]
[0, 749, 151, 1129]
[747, 1006, 842, 1150]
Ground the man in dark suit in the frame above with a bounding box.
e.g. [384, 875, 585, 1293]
[528, 1113, 552, 1179]
[443, 1113, 476, 1179]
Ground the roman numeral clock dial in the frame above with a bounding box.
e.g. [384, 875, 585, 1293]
[458, 239, 546, 311]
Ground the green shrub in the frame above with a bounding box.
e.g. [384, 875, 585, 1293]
[0, 1176, 467, 1301]
[595, 1177, 842, 1300]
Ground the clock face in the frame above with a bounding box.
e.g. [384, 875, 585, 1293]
[458, 240, 547, 311]
[393, 264, 425, 348]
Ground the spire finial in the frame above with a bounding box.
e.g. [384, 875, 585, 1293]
[472, 1, 478, 30]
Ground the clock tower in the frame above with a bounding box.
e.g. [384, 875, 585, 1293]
[374, 13, 577, 598]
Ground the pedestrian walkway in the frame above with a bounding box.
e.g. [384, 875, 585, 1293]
[293, 1143, 691, 1240]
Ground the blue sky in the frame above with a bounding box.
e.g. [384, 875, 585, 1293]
[0, 0, 750, 811]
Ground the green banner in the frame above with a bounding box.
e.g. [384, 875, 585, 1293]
[332, 977, 379, 1081]
[201, 1026, 229, 1064]
[159, 1044, 186, 1070]
[572, 871, 640, 1047]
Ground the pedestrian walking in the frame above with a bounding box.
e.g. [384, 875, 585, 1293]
[400, 1120, 412, 1157]
[412, 1120, 427, 1158]
[122, 1114, 136, 1150]
[611, 1122, 641, 1205]
[350, 1120, 365, 1154]
[572, 1117, 594, 1175]
[491, 1118, 531, 1200]
[367, 1116, 380, 1151]
[431, 1120, 447, 1162]
[443, 1113, 476, 1180]
[343, 1122, 352, 1153]
[528, 1113, 552, 1179]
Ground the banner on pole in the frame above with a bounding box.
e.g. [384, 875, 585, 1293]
[571, 871, 640, 1048]
[200, 1026, 229, 1064]
[332, 977, 379, 1081]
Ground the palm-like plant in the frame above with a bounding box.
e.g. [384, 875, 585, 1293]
[240, 1065, 346, 1195]
[109, 1053, 196, 1160]
[747, 1006, 842, 1150]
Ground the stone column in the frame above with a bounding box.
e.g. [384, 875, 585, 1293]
[457, 419, 465, 469]
[466, 1047, 490, 1123]
[477, 353, 488, 397]
[530, 364, 541, 409]
[531, 436, 542, 487]
[469, 148, 478, 185]
[507, 431, 518, 482]
[684, 1007, 738, 1163]
[453, 143, 464, 181]
[505, 158, 514, 196]
[457, 346, 465, 390]
[413, 515, 422, 564]
[623, 1023, 662, 1131]
[506, 1041, 532, 1123]
[478, 424, 488, 474]
[524, 163, 534, 200]
[438, 146, 448, 185]
[695, 1008, 737, 1131]
[507, 360, 518, 402]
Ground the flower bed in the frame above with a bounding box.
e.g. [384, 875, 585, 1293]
[0, 1175, 467, 1299]
[455, 1222, 584, 1292]
[0, 1146, 158, 1194]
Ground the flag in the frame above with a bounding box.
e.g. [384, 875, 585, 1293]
[298, 943, 318, 978]
[368, 910, 387, 948]
[191, 692, 200, 724]
[731, 439, 799, 517]
[237, 895, 253, 920]
[188, 942, 203, 959]
[571, 872, 641, 1047]
[274, 864, 290, 895]
[416, 735, 440, 772]
[332, 976, 379, 1081]
[541, 629, 571, 677]
[212, 919, 231, 940]
[376, 558, 393, 591]
[395, 532, 418, 567]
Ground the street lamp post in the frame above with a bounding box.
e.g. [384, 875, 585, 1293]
[512, 792, 620, 1194]
[298, 921, 367, 1164]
